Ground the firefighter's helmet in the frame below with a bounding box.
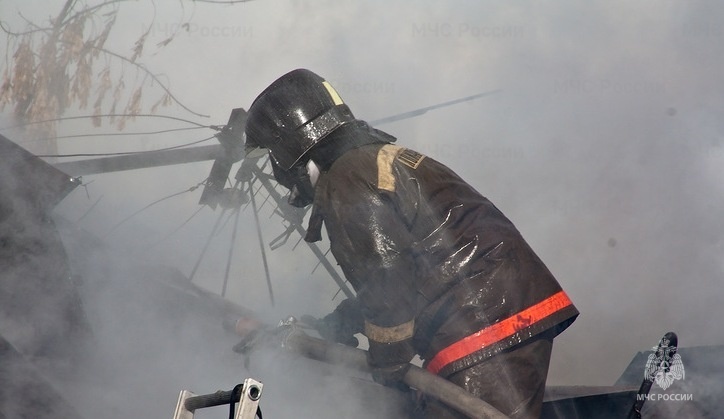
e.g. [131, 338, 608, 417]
[245, 69, 356, 170]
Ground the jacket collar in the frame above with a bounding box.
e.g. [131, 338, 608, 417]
[307, 121, 396, 171]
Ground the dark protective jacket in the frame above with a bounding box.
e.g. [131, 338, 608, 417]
[305, 128, 578, 378]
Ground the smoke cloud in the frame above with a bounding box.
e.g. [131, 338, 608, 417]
[1, 0, 722, 417]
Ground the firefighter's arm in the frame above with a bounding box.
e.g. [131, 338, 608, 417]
[365, 319, 416, 387]
[332, 188, 418, 386]
[324, 154, 422, 385]
[304, 297, 364, 347]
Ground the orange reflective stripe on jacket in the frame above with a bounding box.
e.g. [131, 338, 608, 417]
[426, 291, 574, 374]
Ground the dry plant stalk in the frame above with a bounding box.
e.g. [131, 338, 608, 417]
[0, 3, 179, 150]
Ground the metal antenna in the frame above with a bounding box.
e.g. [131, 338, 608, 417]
[221, 184, 243, 298]
[248, 177, 275, 306]
[189, 207, 228, 282]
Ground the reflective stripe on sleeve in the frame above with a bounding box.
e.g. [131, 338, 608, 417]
[426, 290, 574, 374]
[365, 319, 415, 343]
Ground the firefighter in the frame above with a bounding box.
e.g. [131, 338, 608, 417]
[243, 69, 579, 419]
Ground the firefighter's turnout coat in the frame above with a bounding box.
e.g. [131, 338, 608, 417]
[304, 125, 578, 378]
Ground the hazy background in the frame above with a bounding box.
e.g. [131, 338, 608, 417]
[1, 0, 723, 416]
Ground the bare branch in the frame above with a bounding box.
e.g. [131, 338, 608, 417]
[1, 0, 212, 143]
[0, 113, 211, 130]
[56, 38, 209, 118]
[59, 0, 129, 27]
[0, 20, 51, 37]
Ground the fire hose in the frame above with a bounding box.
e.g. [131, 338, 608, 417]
[233, 317, 509, 419]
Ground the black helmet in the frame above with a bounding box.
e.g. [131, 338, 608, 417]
[245, 69, 356, 170]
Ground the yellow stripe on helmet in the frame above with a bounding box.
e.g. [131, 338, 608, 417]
[322, 81, 344, 106]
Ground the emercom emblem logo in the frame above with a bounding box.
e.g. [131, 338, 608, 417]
[644, 332, 684, 390]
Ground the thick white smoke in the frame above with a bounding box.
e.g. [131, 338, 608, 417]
[1, 0, 722, 417]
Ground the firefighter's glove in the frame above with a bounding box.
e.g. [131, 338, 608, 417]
[367, 336, 415, 392]
[300, 314, 360, 347]
[371, 362, 411, 392]
[303, 298, 364, 347]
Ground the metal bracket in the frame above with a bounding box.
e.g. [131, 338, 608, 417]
[236, 378, 263, 419]
[172, 378, 263, 419]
